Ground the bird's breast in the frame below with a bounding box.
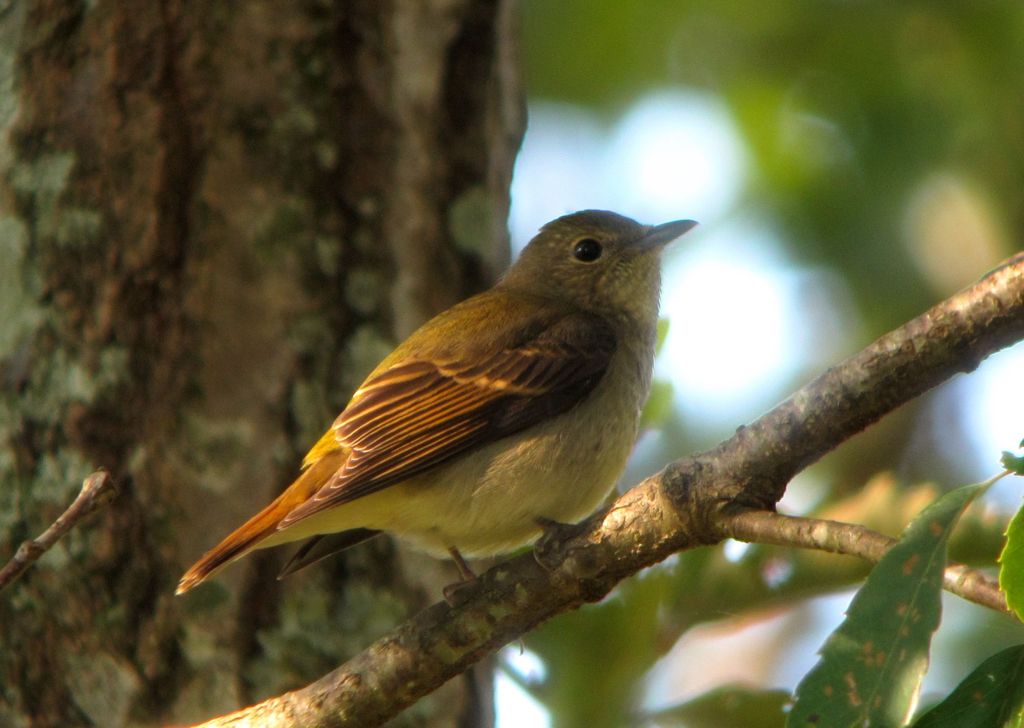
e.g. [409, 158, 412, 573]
[378, 338, 655, 557]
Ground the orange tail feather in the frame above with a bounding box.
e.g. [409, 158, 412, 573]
[176, 449, 344, 594]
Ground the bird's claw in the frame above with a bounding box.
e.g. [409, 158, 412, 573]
[533, 517, 587, 572]
[443, 578, 478, 607]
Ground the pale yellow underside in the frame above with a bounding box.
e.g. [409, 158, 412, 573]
[258, 337, 651, 558]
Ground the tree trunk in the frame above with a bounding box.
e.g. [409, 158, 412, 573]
[0, 1, 523, 726]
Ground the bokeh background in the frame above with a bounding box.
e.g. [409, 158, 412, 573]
[497, 2, 1024, 726]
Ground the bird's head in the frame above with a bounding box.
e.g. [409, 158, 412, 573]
[503, 210, 697, 325]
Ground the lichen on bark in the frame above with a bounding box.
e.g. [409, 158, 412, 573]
[0, 1, 521, 726]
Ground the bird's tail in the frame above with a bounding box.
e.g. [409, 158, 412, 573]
[176, 448, 345, 594]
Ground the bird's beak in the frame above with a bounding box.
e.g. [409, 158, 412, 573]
[637, 219, 698, 252]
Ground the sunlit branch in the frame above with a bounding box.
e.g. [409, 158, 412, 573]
[719, 507, 1009, 614]
[191, 252, 1024, 728]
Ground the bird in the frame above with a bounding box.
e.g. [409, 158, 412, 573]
[176, 210, 697, 595]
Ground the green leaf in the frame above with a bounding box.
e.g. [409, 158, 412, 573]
[787, 481, 991, 728]
[648, 685, 791, 728]
[999, 504, 1024, 622]
[913, 645, 1024, 727]
[641, 379, 674, 429]
[655, 317, 670, 354]
[527, 576, 667, 727]
[1002, 451, 1024, 476]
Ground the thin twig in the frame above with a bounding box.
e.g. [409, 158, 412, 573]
[0, 469, 118, 592]
[719, 509, 1009, 614]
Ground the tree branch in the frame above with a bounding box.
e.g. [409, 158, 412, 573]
[0, 469, 118, 592]
[719, 507, 1009, 614]
[191, 252, 1024, 728]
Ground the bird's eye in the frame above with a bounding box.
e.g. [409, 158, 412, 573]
[573, 238, 602, 262]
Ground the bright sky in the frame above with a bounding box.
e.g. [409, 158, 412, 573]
[962, 342, 1024, 474]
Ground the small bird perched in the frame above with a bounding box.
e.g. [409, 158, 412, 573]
[176, 210, 696, 594]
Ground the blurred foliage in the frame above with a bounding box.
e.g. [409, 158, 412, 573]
[1000, 498, 1024, 623]
[1004, 449, 1024, 476]
[518, 3, 1024, 727]
[913, 645, 1024, 728]
[646, 685, 790, 728]
[524, 1, 1022, 328]
[640, 319, 674, 430]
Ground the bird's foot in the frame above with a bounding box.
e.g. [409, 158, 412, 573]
[443, 547, 479, 606]
[533, 516, 587, 572]
[442, 578, 478, 606]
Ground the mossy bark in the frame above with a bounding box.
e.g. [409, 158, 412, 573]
[0, 1, 522, 726]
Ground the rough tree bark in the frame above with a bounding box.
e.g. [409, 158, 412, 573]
[0, 2, 523, 726]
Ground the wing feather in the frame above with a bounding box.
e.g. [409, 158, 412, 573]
[278, 311, 616, 530]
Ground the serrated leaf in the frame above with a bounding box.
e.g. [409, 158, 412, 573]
[648, 685, 791, 728]
[787, 481, 991, 728]
[999, 504, 1024, 622]
[913, 645, 1024, 727]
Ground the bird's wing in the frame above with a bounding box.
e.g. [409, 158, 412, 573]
[277, 312, 616, 529]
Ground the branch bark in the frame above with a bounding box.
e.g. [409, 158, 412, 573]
[192, 252, 1024, 727]
[719, 506, 1009, 614]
